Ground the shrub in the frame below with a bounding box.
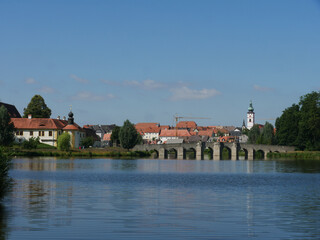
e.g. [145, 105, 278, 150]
[57, 132, 71, 151]
[22, 137, 40, 149]
[0, 147, 12, 200]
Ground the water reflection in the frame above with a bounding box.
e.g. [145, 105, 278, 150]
[6, 158, 320, 239]
[0, 204, 8, 240]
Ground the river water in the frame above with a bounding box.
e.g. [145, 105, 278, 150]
[1, 158, 320, 239]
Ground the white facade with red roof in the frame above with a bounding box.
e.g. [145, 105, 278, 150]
[159, 129, 191, 143]
[135, 123, 161, 141]
[11, 111, 85, 148]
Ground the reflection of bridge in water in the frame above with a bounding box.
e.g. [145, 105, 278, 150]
[133, 142, 295, 160]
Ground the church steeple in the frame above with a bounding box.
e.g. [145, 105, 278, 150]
[247, 101, 255, 130]
[68, 110, 74, 125]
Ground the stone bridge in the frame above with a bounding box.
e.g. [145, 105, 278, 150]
[133, 142, 295, 160]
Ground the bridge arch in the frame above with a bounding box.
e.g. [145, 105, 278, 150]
[186, 147, 196, 160]
[167, 148, 177, 159]
[204, 147, 213, 160]
[150, 149, 159, 159]
[239, 148, 248, 160]
[221, 145, 231, 160]
[255, 149, 265, 160]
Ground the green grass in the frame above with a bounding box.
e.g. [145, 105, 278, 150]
[10, 147, 151, 158]
[268, 151, 320, 160]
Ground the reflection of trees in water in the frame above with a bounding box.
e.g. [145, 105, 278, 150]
[0, 204, 8, 240]
[275, 160, 320, 173]
[276, 189, 320, 238]
[14, 179, 74, 228]
[112, 160, 138, 170]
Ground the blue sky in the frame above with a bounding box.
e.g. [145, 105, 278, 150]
[0, 0, 319, 127]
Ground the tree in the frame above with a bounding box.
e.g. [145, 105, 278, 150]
[248, 125, 261, 144]
[119, 120, 140, 150]
[0, 147, 12, 200]
[0, 106, 15, 146]
[261, 122, 275, 145]
[57, 132, 71, 151]
[80, 136, 94, 148]
[23, 95, 52, 118]
[275, 104, 300, 146]
[297, 91, 320, 150]
[110, 126, 120, 146]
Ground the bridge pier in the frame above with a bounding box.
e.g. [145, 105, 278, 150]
[196, 142, 204, 160]
[177, 147, 185, 160]
[159, 148, 167, 159]
[213, 142, 221, 160]
[231, 143, 238, 161]
[248, 149, 254, 160]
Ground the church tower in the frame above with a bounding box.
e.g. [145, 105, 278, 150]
[247, 101, 255, 130]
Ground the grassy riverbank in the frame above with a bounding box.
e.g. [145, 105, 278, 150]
[9, 146, 151, 158]
[268, 151, 320, 160]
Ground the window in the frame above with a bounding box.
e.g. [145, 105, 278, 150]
[249, 119, 252, 122]
[16, 131, 23, 136]
[39, 131, 45, 136]
[30, 131, 33, 136]
[49, 131, 53, 136]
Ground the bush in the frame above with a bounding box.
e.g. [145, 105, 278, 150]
[57, 133, 71, 151]
[0, 147, 12, 200]
[80, 137, 94, 148]
[22, 137, 40, 149]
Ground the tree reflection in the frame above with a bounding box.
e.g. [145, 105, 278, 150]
[0, 204, 8, 240]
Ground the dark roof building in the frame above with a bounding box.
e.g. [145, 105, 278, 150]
[0, 102, 21, 118]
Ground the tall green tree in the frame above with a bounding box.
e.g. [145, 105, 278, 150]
[275, 104, 300, 146]
[297, 91, 320, 150]
[248, 125, 261, 144]
[57, 132, 71, 151]
[110, 126, 120, 146]
[119, 120, 140, 150]
[261, 122, 275, 145]
[23, 95, 52, 118]
[0, 106, 15, 146]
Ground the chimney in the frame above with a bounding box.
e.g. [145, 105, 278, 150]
[28, 114, 32, 119]
[63, 116, 66, 121]
[57, 116, 60, 120]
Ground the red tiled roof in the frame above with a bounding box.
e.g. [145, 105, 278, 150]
[160, 129, 191, 137]
[103, 133, 111, 141]
[198, 129, 214, 137]
[135, 123, 160, 134]
[159, 125, 170, 130]
[11, 118, 68, 130]
[11, 118, 83, 131]
[63, 124, 81, 131]
[176, 121, 197, 129]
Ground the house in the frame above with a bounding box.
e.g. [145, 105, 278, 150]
[217, 136, 237, 143]
[0, 102, 21, 118]
[135, 123, 161, 142]
[11, 111, 85, 148]
[102, 133, 112, 147]
[84, 124, 117, 139]
[159, 129, 191, 143]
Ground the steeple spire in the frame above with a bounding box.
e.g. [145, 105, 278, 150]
[68, 110, 74, 125]
[248, 100, 254, 112]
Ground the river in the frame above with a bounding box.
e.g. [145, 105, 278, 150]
[1, 158, 320, 239]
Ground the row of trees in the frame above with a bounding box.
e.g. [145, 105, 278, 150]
[248, 122, 275, 145]
[247, 91, 320, 151]
[275, 91, 320, 150]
